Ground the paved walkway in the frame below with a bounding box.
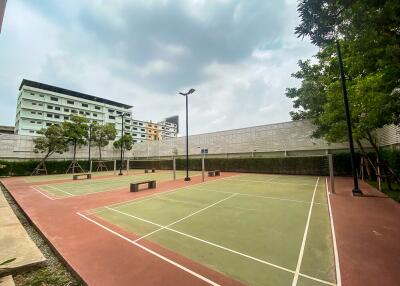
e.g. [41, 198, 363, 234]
[1, 173, 244, 286]
[0, 188, 45, 275]
[329, 177, 400, 286]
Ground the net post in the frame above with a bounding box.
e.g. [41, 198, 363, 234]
[201, 156, 205, 182]
[114, 160, 116, 175]
[89, 160, 93, 173]
[127, 159, 129, 174]
[328, 154, 335, 194]
[173, 156, 176, 181]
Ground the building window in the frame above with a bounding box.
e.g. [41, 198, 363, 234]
[54, 115, 60, 119]
[40, 94, 44, 98]
[85, 112, 90, 115]
[30, 92, 34, 96]
[31, 111, 36, 114]
[30, 120, 35, 123]
[46, 123, 52, 126]
[47, 105, 53, 109]
[38, 112, 43, 115]
[93, 113, 97, 117]
[79, 111, 84, 115]
[64, 116, 69, 120]
[109, 115, 115, 120]
[133, 122, 137, 125]
[64, 108, 70, 112]
[50, 96, 58, 101]
[95, 106, 100, 110]
[139, 123, 143, 126]
[47, 114, 53, 118]
[141, 135, 145, 138]
[108, 109, 114, 113]
[38, 103, 43, 106]
[29, 130, 34, 133]
[55, 106, 61, 111]
[67, 100, 74, 105]
[82, 103, 88, 107]
[116, 111, 122, 115]
[133, 127, 137, 130]
[141, 128, 145, 132]
[71, 109, 77, 113]
[32, 102, 37, 106]
[37, 121, 42, 124]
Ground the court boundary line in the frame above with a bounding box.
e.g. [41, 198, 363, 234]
[190, 186, 327, 206]
[30, 186, 56, 200]
[133, 193, 237, 242]
[325, 177, 341, 286]
[102, 203, 335, 285]
[292, 177, 320, 286]
[223, 178, 316, 186]
[77, 212, 221, 286]
[45, 185, 74, 196]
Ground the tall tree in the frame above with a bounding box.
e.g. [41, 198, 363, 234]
[288, 0, 400, 151]
[62, 114, 89, 173]
[91, 122, 117, 160]
[32, 125, 68, 175]
[113, 134, 133, 152]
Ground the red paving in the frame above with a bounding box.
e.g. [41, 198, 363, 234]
[2, 173, 400, 286]
[329, 177, 400, 286]
[2, 172, 244, 286]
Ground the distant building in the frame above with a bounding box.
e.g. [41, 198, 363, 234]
[0, 0, 6, 33]
[0, 125, 14, 134]
[14, 79, 178, 142]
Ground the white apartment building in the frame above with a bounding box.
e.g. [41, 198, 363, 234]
[14, 79, 177, 143]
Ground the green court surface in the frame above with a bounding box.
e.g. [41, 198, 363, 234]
[33, 170, 201, 198]
[89, 174, 337, 286]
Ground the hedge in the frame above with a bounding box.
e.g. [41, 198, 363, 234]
[1, 150, 399, 177]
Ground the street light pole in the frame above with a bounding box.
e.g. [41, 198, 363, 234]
[336, 40, 362, 196]
[179, 88, 195, 182]
[88, 123, 92, 170]
[119, 113, 125, 176]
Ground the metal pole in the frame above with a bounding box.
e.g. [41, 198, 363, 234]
[202, 153, 205, 182]
[328, 154, 335, 194]
[88, 124, 91, 172]
[119, 114, 124, 176]
[173, 156, 176, 181]
[184, 95, 190, 181]
[336, 40, 362, 196]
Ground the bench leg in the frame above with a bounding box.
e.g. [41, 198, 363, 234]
[130, 184, 139, 192]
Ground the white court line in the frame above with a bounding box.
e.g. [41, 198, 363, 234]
[220, 174, 281, 184]
[31, 186, 55, 200]
[325, 177, 341, 286]
[291, 177, 320, 286]
[77, 212, 220, 286]
[45, 185, 74, 196]
[133, 193, 237, 242]
[224, 178, 315, 186]
[104, 206, 335, 285]
[190, 186, 327, 206]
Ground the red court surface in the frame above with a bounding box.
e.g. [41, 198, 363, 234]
[329, 178, 400, 286]
[1, 174, 400, 286]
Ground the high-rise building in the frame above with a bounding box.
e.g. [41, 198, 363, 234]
[14, 79, 178, 142]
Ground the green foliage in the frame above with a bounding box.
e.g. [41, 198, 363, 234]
[113, 134, 133, 151]
[0, 160, 90, 177]
[91, 122, 117, 160]
[62, 115, 89, 160]
[288, 0, 400, 152]
[33, 125, 69, 160]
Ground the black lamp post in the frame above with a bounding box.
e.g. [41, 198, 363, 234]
[336, 40, 362, 196]
[118, 113, 126, 176]
[179, 88, 195, 181]
[88, 123, 92, 171]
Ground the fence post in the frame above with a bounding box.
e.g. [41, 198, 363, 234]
[328, 154, 335, 194]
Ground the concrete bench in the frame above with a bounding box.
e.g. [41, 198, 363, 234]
[130, 180, 156, 192]
[73, 173, 92, 180]
[144, 169, 156, 173]
[208, 170, 221, 177]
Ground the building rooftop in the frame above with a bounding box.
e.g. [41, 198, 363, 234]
[19, 79, 133, 109]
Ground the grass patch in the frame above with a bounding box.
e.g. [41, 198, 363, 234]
[368, 180, 400, 203]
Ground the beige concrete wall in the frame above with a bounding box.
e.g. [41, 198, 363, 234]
[0, 120, 398, 160]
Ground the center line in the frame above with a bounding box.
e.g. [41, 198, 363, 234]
[291, 177, 320, 286]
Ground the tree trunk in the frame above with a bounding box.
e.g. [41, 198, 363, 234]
[99, 144, 102, 161]
[356, 139, 372, 178]
[73, 142, 77, 174]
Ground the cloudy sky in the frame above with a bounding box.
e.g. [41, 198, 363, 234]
[0, 0, 317, 135]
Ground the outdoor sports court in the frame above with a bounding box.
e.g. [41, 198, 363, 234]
[3, 168, 400, 286]
[78, 173, 338, 286]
